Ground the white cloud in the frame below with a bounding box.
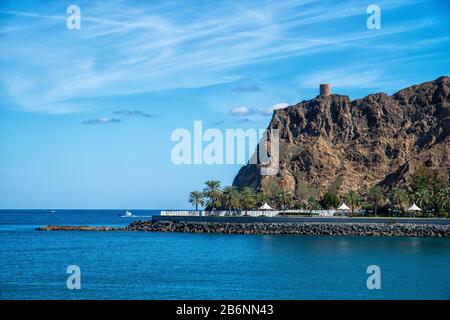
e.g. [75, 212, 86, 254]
[230, 106, 254, 116]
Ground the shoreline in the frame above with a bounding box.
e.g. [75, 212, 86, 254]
[37, 219, 450, 237]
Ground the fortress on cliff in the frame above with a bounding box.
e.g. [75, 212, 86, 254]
[320, 83, 331, 96]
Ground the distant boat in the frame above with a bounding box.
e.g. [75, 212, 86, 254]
[49, 210, 56, 214]
[120, 210, 133, 217]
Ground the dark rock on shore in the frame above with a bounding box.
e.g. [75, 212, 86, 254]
[36, 225, 124, 231]
[125, 220, 450, 237]
[37, 220, 450, 237]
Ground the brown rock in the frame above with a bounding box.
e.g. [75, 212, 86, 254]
[233, 76, 450, 197]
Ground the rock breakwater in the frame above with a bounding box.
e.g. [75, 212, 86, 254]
[37, 225, 123, 231]
[37, 220, 450, 237]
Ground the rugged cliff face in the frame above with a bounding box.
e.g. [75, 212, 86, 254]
[233, 76, 450, 198]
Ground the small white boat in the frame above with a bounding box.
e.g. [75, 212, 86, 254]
[120, 210, 133, 217]
[49, 210, 56, 214]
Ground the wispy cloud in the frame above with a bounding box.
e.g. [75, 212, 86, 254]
[0, 0, 440, 113]
[82, 117, 121, 125]
[230, 106, 255, 116]
[113, 109, 156, 117]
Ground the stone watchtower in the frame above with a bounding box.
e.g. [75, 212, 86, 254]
[320, 84, 331, 96]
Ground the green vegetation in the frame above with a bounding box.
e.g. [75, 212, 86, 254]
[222, 186, 240, 213]
[438, 187, 450, 217]
[389, 187, 408, 211]
[190, 167, 449, 217]
[275, 190, 294, 211]
[368, 186, 386, 216]
[320, 192, 340, 210]
[256, 192, 269, 207]
[240, 187, 256, 215]
[305, 196, 320, 213]
[188, 191, 204, 211]
[414, 188, 432, 216]
[203, 180, 222, 211]
[344, 190, 362, 215]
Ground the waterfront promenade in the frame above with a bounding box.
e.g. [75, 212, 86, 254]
[152, 215, 450, 225]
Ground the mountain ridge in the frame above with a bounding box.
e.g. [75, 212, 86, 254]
[232, 76, 450, 198]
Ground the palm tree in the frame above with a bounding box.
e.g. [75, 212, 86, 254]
[189, 191, 204, 211]
[345, 191, 362, 215]
[368, 186, 385, 216]
[438, 186, 450, 217]
[305, 196, 320, 214]
[256, 192, 269, 207]
[275, 190, 293, 211]
[414, 188, 432, 216]
[411, 165, 433, 191]
[203, 180, 222, 211]
[240, 187, 256, 215]
[430, 177, 448, 215]
[389, 187, 409, 214]
[222, 186, 240, 214]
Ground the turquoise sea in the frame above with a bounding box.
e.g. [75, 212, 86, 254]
[0, 210, 449, 300]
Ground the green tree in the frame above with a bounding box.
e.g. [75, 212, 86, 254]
[430, 175, 448, 214]
[414, 188, 432, 217]
[344, 191, 362, 215]
[368, 186, 386, 216]
[438, 186, 450, 217]
[256, 192, 269, 207]
[240, 187, 256, 215]
[275, 190, 293, 211]
[222, 186, 240, 213]
[320, 192, 340, 210]
[411, 166, 433, 191]
[203, 180, 222, 211]
[389, 187, 409, 212]
[306, 196, 320, 213]
[188, 191, 204, 211]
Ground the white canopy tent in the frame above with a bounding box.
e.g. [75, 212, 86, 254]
[337, 203, 350, 210]
[408, 203, 422, 211]
[259, 202, 273, 210]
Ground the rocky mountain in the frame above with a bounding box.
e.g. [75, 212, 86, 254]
[233, 76, 450, 198]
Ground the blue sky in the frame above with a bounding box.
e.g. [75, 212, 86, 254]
[0, 0, 449, 209]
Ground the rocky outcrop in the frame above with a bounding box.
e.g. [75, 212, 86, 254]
[233, 76, 450, 197]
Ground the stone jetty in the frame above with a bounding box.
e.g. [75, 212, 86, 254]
[37, 220, 450, 237]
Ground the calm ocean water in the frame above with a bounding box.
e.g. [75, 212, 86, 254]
[0, 210, 449, 300]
